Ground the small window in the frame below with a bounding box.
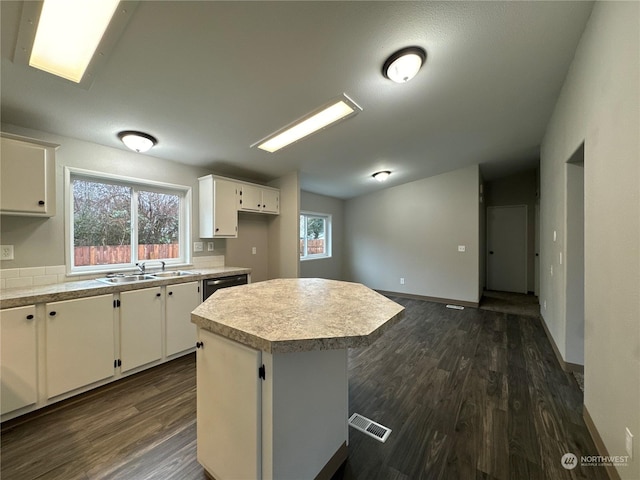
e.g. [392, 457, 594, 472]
[67, 168, 190, 273]
[300, 212, 331, 260]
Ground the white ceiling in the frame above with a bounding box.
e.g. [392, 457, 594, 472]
[1, 1, 593, 199]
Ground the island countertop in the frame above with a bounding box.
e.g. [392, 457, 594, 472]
[191, 278, 404, 354]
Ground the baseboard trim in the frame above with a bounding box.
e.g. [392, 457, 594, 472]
[538, 314, 584, 373]
[375, 290, 479, 308]
[583, 406, 622, 480]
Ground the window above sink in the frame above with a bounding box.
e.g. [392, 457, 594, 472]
[65, 167, 192, 276]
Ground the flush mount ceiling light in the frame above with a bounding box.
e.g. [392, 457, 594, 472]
[252, 93, 362, 153]
[372, 171, 391, 182]
[382, 46, 426, 83]
[118, 131, 157, 153]
[28, 0, 121, 83]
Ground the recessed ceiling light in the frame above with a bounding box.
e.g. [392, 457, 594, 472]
[252, 93, 362, 153]
[118, 131, 158, 153]
[29, 0, 120, 83]
[383, 47, 426, 83]
[372, 171, 391, 182]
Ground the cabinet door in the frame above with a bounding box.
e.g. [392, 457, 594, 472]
[46, 295, 115, 398]
[197, 329, 261, 480]
[120, 287, 162, 372]
[166, 281, 201, 356]
[0, 305, 37, 414]
[261, 188, 280, 214]
[239, 184, 263, 212]
[213, 179, 239, 237]
[0, 137, 50, 215]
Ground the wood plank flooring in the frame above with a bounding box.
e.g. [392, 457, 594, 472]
[1, 296, 607, 480]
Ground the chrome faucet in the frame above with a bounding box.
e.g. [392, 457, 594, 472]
[160, 261, 166, 271]
[135, 262, 146, 274]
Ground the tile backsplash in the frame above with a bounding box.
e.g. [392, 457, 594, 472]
[0, 255, 225, 290]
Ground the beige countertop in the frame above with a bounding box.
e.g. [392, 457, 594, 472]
[191, 278, 405, 354]
[0, 267, 250, 309]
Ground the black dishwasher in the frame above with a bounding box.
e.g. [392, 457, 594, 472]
[202, 274, 248, 300]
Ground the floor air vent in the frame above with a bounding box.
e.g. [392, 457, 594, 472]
[348, 413, 392, 443]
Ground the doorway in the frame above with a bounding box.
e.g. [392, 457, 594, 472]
[486, 205, 528, 293]
[565, 144, 585, 367]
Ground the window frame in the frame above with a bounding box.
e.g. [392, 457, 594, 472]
[299, 211, 332, 261]
[65, 167, 192, 275]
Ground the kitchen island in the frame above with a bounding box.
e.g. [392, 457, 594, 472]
[191, 278, 404, 480]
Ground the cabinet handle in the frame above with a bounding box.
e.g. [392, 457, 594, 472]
[196, 341, 203, 349]
[168, 291, 173, 296]
[26, 314, 34, 320]
[215, 227, 219, 232]
[38, 200, 45, 206]
[49, 311, 56, 316]
[156, 293, 161, 297]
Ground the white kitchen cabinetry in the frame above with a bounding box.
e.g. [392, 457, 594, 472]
[0, 134, 58, 217]
[199, 176, 238, 238]
[166, 281, 201, 356]
[46, 295, 115, 399]
[238, 183, 279, 214]
[196, 329, 262, 480]
[120, 287, 163, 372]
[0, 305, 37, 414]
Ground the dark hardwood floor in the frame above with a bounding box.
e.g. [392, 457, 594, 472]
[1, 297, 606, 480]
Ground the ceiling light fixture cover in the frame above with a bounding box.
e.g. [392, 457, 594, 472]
[118, 131, 158, 153]
[373, 171, 391, 182]
[253, 93, 362, 153]
[383, 46, 426, 83]
[29, 0, 120, 83]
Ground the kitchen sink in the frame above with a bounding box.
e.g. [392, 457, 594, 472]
[150, 271, 196, 278]
[97, 274, 156, 284]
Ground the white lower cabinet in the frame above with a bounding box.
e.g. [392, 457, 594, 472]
[46, 295, 115, 399]
[197, 329, 262, 480]
[0, 305, 37, 414]
[120, 287, 163, 373]
[166, 281, 201, 356]
[196, 328, 348, 480]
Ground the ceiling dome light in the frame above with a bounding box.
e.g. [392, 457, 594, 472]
[118, 131, 157, 153]
[373, 171, 391, 182]
[382, 46, 426, 83]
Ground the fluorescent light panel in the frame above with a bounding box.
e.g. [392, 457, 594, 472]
[30, 0, 120, 83]
[254, 94, 362, 153]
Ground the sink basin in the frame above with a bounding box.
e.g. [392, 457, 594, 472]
[150, 271, 196, 278]
[97, 274, 156, 284]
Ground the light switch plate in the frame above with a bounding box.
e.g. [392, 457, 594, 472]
[193, 242, 203, 252]
[458, 245, 466, 252]
[207, 242, 214, 252]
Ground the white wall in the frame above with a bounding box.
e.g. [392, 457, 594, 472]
[540, 2, 639, 478]
[344, 165, 480, 304]
[299, 191, 344, 281]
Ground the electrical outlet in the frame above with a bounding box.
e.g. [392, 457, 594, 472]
[458, 245, 466, 252]
[193, 242, 203, 252]
[400, 277, 405, 285]
[626, 427, 634, 459]
[207, 242, 214, 252]
[1, 245, 14, 261]
[252, 247, 257, 255]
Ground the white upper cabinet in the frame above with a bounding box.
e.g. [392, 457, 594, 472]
[199, 175, 279, 238]
[0, 134, 58, 217]
[199, 176, 239, 238]
[238, 183, 279, 214]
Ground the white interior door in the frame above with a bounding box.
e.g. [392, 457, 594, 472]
[487, 205, 527, 293]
